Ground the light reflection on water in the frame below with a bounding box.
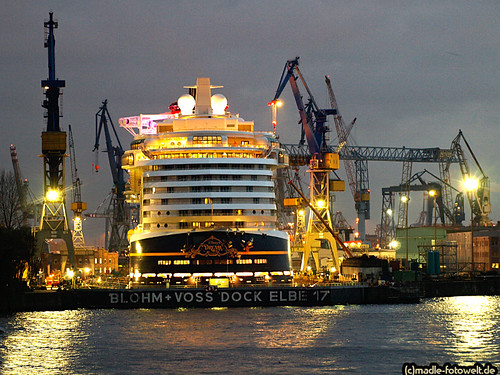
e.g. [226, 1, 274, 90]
[0, 296, 499, 374]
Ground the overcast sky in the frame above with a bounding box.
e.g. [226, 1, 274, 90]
[1, 1, 498, 246]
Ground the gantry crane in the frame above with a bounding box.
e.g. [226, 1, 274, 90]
[68, 125, 87, 250]
[281, 143, 460, 248]
[36, 13, 75, 269]
[325, 75, 370, 242]
[93, 100, 129, 253]
[272, 57, 345, 273]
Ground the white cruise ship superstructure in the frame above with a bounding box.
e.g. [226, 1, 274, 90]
[121, 78, 292, 286]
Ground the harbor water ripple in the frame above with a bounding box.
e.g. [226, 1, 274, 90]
[1, 295, 499, 374]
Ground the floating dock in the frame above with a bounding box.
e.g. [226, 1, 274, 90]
[5, 285, 417, 312]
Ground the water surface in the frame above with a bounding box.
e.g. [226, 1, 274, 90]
[1, 296, 499, 374]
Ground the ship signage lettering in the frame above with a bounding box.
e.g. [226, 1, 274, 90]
[182, 235, 239, 258]
[108, 288, 324, 307]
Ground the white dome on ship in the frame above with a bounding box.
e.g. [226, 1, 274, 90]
[211, 94, 227, 115]
[178, 94, 195, 115]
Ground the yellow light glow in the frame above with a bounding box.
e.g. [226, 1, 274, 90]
[315, 199, 326, 209]
[464, 178, 479, 192]
[298, 209, 305, 216]
[84, 267, 90, 273]
[74, 216, 81, 222]
[66, 270, 74, 278]
[400, 195, 409, 203]
[429, 190, 437, 197]
[135, 242, 142, 254]
[386, 208, 393, 216]
[390, 240, 400, 249]
[46, 189, 60, 202]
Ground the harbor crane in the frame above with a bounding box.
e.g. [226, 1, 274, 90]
[93, 100, 130, 254]
[325, 75, 370, 242]
[68, 125, 87, 250]
[272, 57, 346, 273]
[36, 12, 75, 269]
[443, 130, 491, 226]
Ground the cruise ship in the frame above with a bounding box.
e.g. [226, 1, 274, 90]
[121, 78, 292, 286]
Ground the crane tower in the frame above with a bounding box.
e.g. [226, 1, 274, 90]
[36, 13, 75, 269]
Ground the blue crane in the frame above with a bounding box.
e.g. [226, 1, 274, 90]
[272, 57, 337, 156]
[93, 100, 129, 253]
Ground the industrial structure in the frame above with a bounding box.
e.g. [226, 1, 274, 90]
[35, 12, 75, 269]
[68, 124, 87, 250]
[92, 100, 130, 254]
[326, 75, 370, 242]
[271, 57, 346, 273]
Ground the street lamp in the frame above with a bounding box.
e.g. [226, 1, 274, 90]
[465, 178, 479, 274]
[428, 190, 437, 250]
[401, 195, 410, 268]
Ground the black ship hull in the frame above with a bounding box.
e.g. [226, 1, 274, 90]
[130, 229, 292, 286]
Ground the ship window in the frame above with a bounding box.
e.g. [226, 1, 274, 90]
[167, 211, 170, 215]
[174, 260, 190, 265]
[157, 224, 160, 228]
[192, 222, 200, 228]
[246, 186, 253, 192]
[193, 135, 222, 145]
[232, 175, 241, 180]
[158, 211, 162, 216]
[252, 210, 256, 214]
[191, 186, 201, 192]
[143, 211, 150, 217]
[204, 186, 213, 192]
[195, 260, 213, 265]
[221, 198, 231, 204]
[158, 260, 171, 265]
[253, 198, 260, 204]
[214, 259, 233, 265]
[235, 221, 244, 228]
[167, 187, 174, 193]
[236, 259, 252, 264]
[179, 222, 188, 229]
[144, 223, 151, 229]
[143, 199, 150, 206]
[254, 259, 268, 264]
[178, 176, 187, 181]
[220, 186, 231, 192]
[220, 175, 229, 180]
[251, 175, 257, 181]
[164, 224, 168, 228]
[192, 198, 202, 204]
[144, 188, 153, 194]
[179, 210, 189, 216]
[191, 175, 201, 181]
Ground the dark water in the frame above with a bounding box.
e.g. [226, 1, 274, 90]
[1, 296, 499, 374]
